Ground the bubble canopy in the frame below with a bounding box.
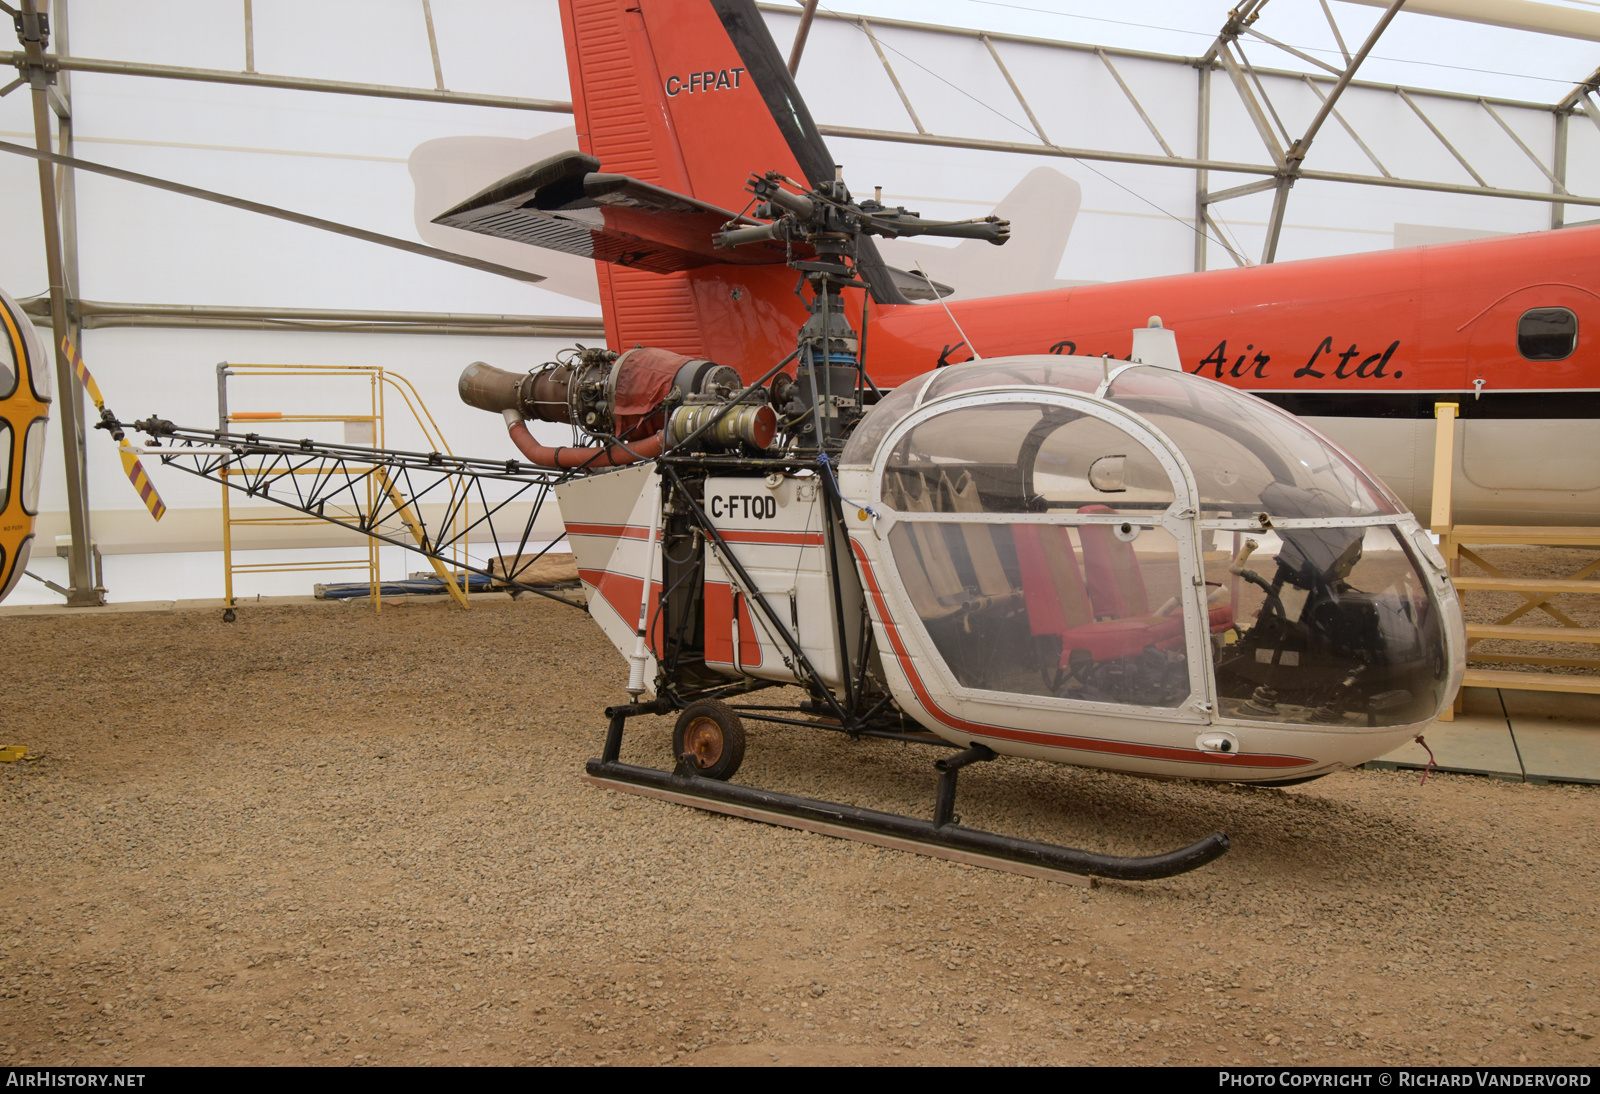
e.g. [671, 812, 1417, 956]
[841, 357, 1456, 735]
[842, 357, 1402, 522]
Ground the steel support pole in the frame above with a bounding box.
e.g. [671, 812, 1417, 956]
[1261, 177, 1293, 263]
[17, 298, 607, 337]
[54, 0, 90, 593]
[243, 0, 254, 72]
[1552, 110, 1569, 230]
[421, 0, 444, 91]
[21, 0, 98, 604]
[0, 51, 570, 112]
[860, 18, 924, 135]
[1585, 96, 1600, 143]
[787, 0, 818, 76]
[1301, 74, 1392, 177]
[1263, 0, 1404, 263]
[985, 34, 1050, 145]
[0, 139, 550, 284]
[1195, 63, 1210, 272]
[1288, 0, 1407, 163]
[810, 123, 1600, 208]
[51, 0, 81, 428]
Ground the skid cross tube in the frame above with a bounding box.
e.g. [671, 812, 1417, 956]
[933, 743, 996, 827]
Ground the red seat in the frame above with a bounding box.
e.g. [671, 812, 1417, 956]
[1077, 505, 1235, 638]
[1013, 523, 1179, 664]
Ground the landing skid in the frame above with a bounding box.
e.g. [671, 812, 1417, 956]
[587, 706, 1231, 885]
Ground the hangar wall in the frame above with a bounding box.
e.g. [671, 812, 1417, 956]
[3, 0, 1595, 591]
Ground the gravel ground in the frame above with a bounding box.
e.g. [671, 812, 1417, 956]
[0, 594, 1597, 1068]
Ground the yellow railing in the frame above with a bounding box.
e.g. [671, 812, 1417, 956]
[219, 364, 470, 611]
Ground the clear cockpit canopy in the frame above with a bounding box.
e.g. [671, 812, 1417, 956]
[1102, 365, 1401, 520]
[880, 399, 1177, 514]
[840, 357, 1106, 469]
[844, 357, 1449, 732]
[0, 303, 17, 401]
[0, 287, 51, 403]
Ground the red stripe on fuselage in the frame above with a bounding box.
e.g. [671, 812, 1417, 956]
[577, 566, 663, 656]
[717, 529, 825, 547]
[566, 522, 652, 540]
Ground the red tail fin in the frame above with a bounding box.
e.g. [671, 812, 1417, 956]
[560, 0, 897, 370]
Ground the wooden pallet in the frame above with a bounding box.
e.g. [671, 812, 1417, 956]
[1430, 405, 1600, 718]
[1460, 669, 1600, 695]
[1453, 576, 1600, 595]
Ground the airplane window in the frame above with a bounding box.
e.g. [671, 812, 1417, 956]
[888, 521, 1190, 707]
[1105, 366, 1400, 519]
[0, 421, 11, 512]
[22, 417, 45, 514]
[1203, 525, 1448, 727]
[880, 401, 1175, 514]
[1517, 308, 1577, 361]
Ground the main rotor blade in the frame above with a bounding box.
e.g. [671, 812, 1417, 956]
[61, 336, 168, 522]
[0, 140, 545, 285]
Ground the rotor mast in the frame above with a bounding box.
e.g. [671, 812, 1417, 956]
[717, 167, 1011, 452]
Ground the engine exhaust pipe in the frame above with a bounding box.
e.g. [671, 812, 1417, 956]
[458, 361, 525, 415]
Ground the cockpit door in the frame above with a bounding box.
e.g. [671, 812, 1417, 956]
[872, 392, 1211, 726]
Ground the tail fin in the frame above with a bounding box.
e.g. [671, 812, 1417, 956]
[560, 0, 901, 369]
[562, 0, 829, 210]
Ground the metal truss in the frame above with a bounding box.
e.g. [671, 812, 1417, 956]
[9, 1, 1600, 283]
[123, 419, 585, 609]
[771, 2, 1600, 269]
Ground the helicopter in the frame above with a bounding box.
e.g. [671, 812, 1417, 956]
[441, 142, 1466, 881]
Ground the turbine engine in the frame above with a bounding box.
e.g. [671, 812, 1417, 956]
[459, 347, 776, 468]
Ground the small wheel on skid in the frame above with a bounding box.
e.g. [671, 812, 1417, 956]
[672, 699, 746, 781]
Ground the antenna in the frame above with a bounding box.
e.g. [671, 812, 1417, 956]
[914, 263, 981, 362]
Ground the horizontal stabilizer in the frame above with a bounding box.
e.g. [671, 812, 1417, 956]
[433, 151, 790, 274]
[885, 265, 955, 301]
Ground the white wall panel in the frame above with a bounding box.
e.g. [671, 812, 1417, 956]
[68, 0, 247, 71]
[428, 0, 565, 99]
[6, 0, 1598, 577]
[251, 0, 440, 88]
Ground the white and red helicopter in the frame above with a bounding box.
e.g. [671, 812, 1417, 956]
[440, 155, 1464, 882]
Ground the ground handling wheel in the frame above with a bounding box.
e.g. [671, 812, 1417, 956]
[672, 700, 746, 781]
